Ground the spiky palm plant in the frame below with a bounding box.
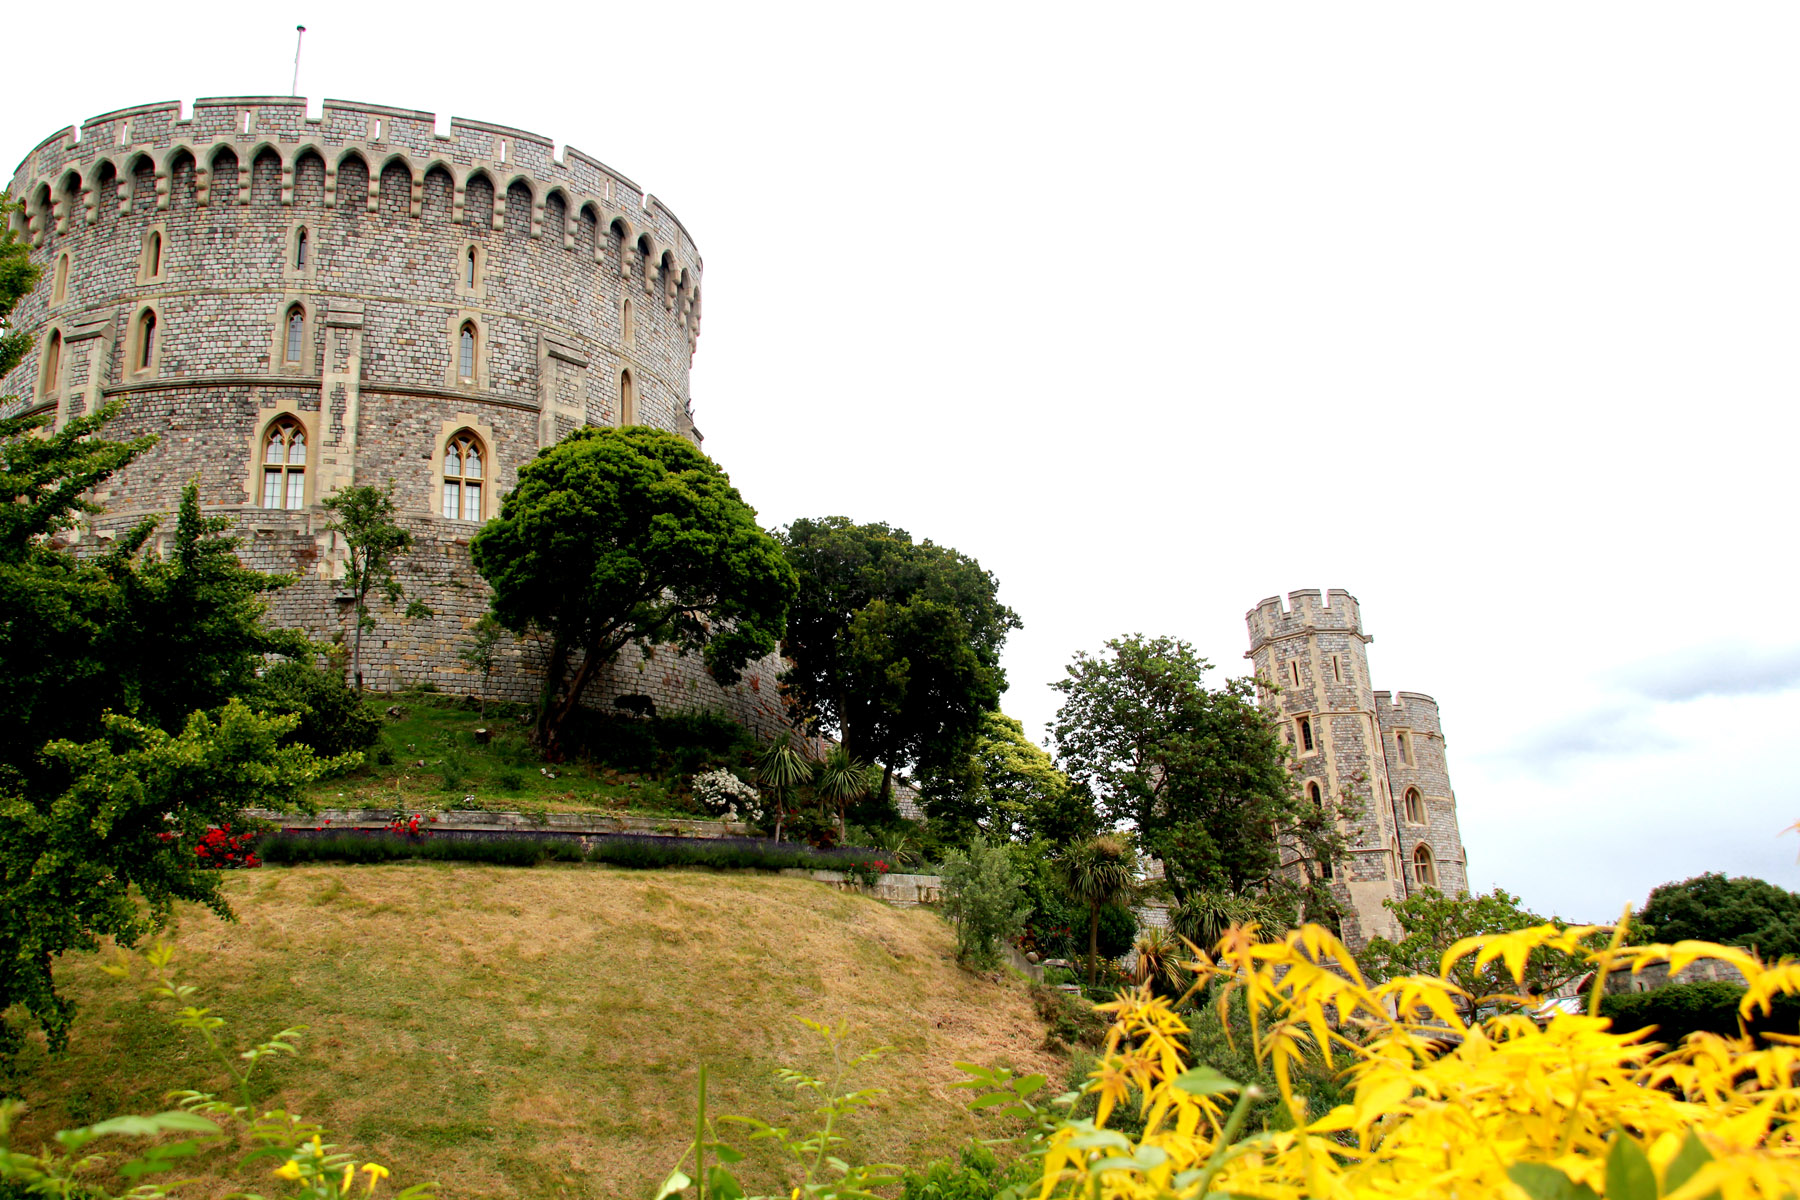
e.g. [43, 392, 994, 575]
[814, 746, 876, 841]
[756, 732, 812, 842]
[1057, 833, 1139, 987]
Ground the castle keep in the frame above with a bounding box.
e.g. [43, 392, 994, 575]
[1246, 590, 1469, 946]
[2, 96, 788, 735]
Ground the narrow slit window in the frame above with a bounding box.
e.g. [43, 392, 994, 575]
[620, 370, 637, 425]
[52, 255, 68, 304]
[1396, 731, 1412, 765]
[1332, 655, 1341, 683]
[465, 246, 476, 288]
[622, 298, 635, 346]
[137, 310, 156, 369]
[1290, 660, 1300, 687]
[1298, 716, 1314, 753]
[442, 430, 486, 521]
[40, 330, 61, 395]
[458, 323, 476, 381]
[284, 305, 305, 363]
[260, 418, 306, 510]
[148, 231, 162, 277]
[296, 227, 308, 267]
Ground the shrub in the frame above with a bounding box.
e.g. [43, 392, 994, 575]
[841, 859, 892, 888]
[690, 767, 764, 822]
[939, 836, 1030, 969]
[255, 831, 859, 873]
[1030, 983, 1105, 1052]
[1599, 978, 1800, 1043]
[898, 1143, 1036, 1200]
[495, 768, 527, 792]
[254, 659, 381, 759]
[1093, 901, 1137, 961]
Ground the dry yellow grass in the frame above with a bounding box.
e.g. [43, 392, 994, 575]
[9, 864, 1060, 1198]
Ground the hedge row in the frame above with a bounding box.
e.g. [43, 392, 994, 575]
[1598, 979, 1800, 1043]
[255, 832, 866, 873]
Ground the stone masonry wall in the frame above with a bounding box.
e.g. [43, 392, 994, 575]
[0, 98, 791, 737]
[1375, 690, 1469, 898]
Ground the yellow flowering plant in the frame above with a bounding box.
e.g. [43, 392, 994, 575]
[1028, 917, 1800, 1199]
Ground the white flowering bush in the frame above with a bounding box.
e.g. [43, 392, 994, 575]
[691, 769, 765, 823]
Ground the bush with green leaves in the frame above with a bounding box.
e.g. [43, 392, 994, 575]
[897, 1143, 1038, 1200]
[691, 768, 765, 823]
[1599, 979, 1800, 1045]
[253, 659, 382, 760]
[939, 836, 1030, 969]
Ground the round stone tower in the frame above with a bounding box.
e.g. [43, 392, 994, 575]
[1245, 589, 1469, 947]
[1, 97, 787, 735]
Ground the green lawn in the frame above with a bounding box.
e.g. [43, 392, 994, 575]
[306, 693, 741, 817]
[8, 865, 1059, 1199]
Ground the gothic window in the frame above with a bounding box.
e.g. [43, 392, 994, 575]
[620, 369, 637, 425]
[1297, 716, 1314, 753]
[1396, 730, 1413, 765]
[1403, 787, 1424, 824]
[458, 322, 477, 382]
[622, 298, 636, 347]
[146, 230, 162, 278]
[1412, 844, 1437, 889]
[39, 330, 61, 396]
[284, 304, 306, 363]
[135, 309, 156, 371]
[51, 254, 68, 305]
[1306, 781, 1322, 808]
[260, 418, 307, 509]
[441, 430, 485, 521]
[465, 246, 476, 287]
[295, 226, 308, 268]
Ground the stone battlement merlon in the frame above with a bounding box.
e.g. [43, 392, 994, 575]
[7, 97, 701, 285]
[1244, 588, 1367, 653]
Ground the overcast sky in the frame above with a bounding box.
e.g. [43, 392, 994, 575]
[7, 2, 1795, 922]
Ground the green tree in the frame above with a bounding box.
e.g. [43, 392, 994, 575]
[0, 199, 40, 381]
[0, 703, 342, 1054]
[1051, 635, 1296, 904]
[1637, 873, 1800, 960]
[458, 612, 506, 721]
[1057, 833, 1139, 986]
[939, 835, 1031, 969]
[321, 483, 422, 693]
[1361, 887, 1593, 1011]
[922, 711, 1093, 846]
[814, 745, 877, 842]
[757, 731, 813, 843]
[778, 517, 1019, 803]
[471, 427, 795, 754]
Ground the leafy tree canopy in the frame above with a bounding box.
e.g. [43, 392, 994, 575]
[1362, 887, 1594, 1007]
[0, 199, 39, 380]
[1638, 872, 1800, 961]
[1050, 634, 1296, 903]
[922, 711, 1093, 846]
[471, 426, 795, 754]
[778, 517, 1019, 795]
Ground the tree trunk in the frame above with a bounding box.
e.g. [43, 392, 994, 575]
[1088, 904, 1101, 987]
[351, 591, 366, 692]
[773, 794, 785, 843]
[544, 643, 604, 758]
[534, 638, 570, 747]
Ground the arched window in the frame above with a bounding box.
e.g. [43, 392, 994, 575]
[622, 298, 636, 347]
[620, 369, 637, 425]
[284, 304, 306, 363]
[1403, 787, 1424, 824]
[260, 418, 307, 509]
[1412, 844, 1437, 889]
[1297, 715, 1313, 753]
[441, 430, 485, 521]
[458, 322, 477, 382]
[465, 246, 477, 288]
[1306, 781, 1322, 808]
[136, 309, 156, 370]
[1395, 730, 1413, 765]
[147, 231, 162, 277]
[40, 330, 61, 396]
[295, 226, 308, 268]
[51, 254, 68, 304]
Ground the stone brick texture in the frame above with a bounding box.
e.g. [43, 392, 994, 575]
[1246, 588, 1471, 949]
[4, 97, 791, 740]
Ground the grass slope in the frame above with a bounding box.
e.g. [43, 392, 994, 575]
[10, 865, 1057, 1199]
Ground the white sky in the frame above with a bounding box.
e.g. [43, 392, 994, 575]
[7, 2, 1796, 922]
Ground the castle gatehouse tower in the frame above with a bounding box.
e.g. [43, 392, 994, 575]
[1245, 589, 1469, 947]
[2, 97, 790, 736]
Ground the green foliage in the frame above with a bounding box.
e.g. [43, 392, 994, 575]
[1029, 984, 1106, 1053]
[1050, 636, 1297, 905]
[1362, 887, 1594, 1006]
[1093, 902, 1138, 962]
[0, 200, 39, 382]
[320, 483, 417, 693]
[1008, 839, 1087, 959]
[922, 712, 1091, 847]
[457, 613, 506, 721]
[471, 426, 795, 755]
[777, 517, 1019, 801]
[254, 659, 382, 759]
[1637, 871, 1800, 960]
[939, 836, 1031, 969]
[814, 746, 878, 838]
[1056, 834, 1138, 986]
[1598, 979, 1800, 1045]
[757, 731, 814, 842]
[1170, 890, 1294, 952]
[897, 1144, 1037, 1200]
[0, 703, 344, 1054]
[1184, 984, 1351, 1132]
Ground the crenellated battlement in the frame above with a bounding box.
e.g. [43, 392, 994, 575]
[7, 97, 701, 328]
[1245, 587, 1365, 650]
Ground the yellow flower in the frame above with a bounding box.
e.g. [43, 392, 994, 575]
[273, 1159, 303, 1181]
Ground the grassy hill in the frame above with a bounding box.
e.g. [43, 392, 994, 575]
[8, 865, 1060, 1199]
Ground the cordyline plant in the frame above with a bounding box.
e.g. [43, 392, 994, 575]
[1022, 915, 1800, 1199]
